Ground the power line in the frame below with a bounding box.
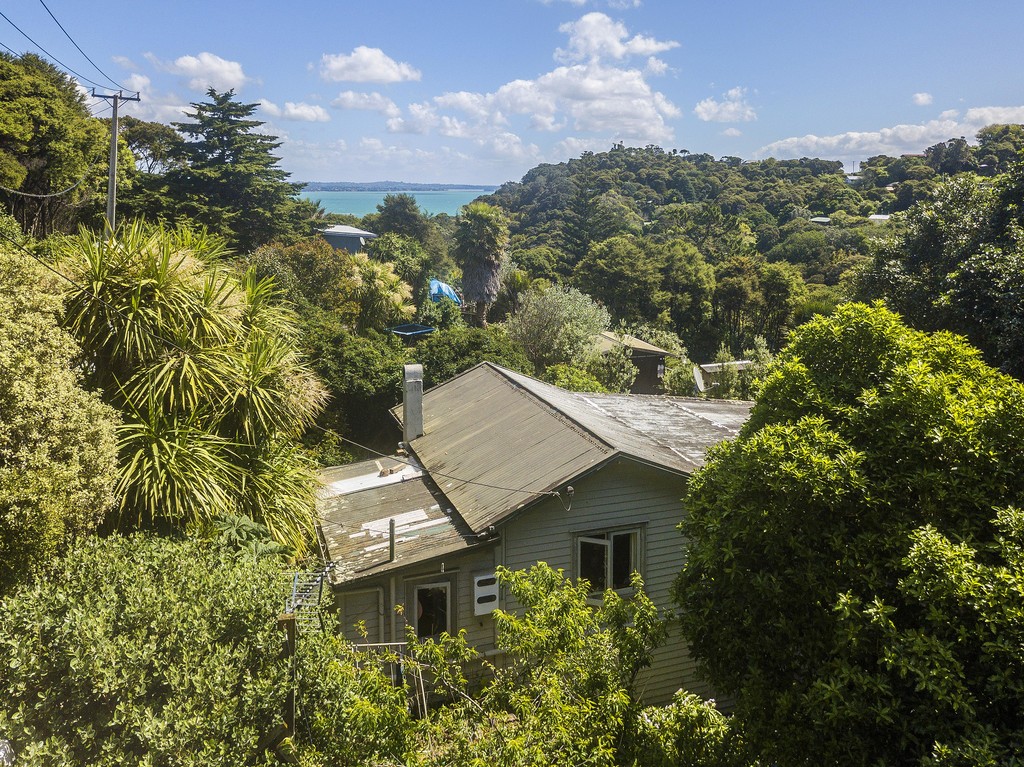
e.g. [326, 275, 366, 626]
[311, 423, 565, 500]
[36, 0, 127, 91]
[0, 228, 195, 361]
[0, 9, 111, 91]
[0, 174, 89, 198]
[0, 227, 564, 508]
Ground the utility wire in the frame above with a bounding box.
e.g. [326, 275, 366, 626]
[0, 174, 89, 198]
[0, 227, 568, 506]
[36, 0, 127, 91]
[0, 228, 195, 360]
[0, 9, 111, 91]
[312, 423, 566, 501]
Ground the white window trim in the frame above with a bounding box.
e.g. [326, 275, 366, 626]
[574, 526, 644, 598]
[412, 580, 452, 639]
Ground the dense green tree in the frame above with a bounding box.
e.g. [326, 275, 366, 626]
[574, 236, 666, 325]
[454, 201, 509, 326]
[0, 532, 412, 766]
[503, 285, 609, 372]
[0, 222, 118, 594]
[412, 325, 531, 388]
[368, 232, 434, 299]
[0, 53, 110, 236]
[59, 221, 325, 553]
[976, 123, 1024, 173]
[859, 166, 1024, 376]
[676, 303, 1024, 766]
[372, 193, 432, 242]
[149, 89, 316, 251]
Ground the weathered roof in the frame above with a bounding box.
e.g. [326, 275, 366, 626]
[399, 363, 752, 534]
[318, 456, 481, 586]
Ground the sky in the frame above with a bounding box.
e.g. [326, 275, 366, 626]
[5, 0, 1024, 186]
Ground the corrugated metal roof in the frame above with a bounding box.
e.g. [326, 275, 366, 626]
[318, 456, 481, 586]
[400, 363, 752, 534]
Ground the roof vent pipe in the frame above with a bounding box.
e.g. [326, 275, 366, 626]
[403, 364, 424, 444]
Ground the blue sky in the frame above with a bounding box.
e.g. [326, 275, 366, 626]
[6, 0, 1024, 185]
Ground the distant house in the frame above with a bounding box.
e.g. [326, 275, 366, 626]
[318, 362, 751, 704]
[320, 224, 378, 253]
[593, 331, 669, 394]
[693, 360, 754, 394]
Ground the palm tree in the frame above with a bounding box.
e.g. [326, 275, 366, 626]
[60, 222, 325, 554]
[454, 202, 509, 327]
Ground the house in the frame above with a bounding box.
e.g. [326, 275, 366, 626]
[320, 224, 378, 253]
[317, 362, 751, 703]
[593, 331, 670, 394]
[693, 360, 754, 394]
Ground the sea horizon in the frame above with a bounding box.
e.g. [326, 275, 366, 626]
[298, 187, 496, 218]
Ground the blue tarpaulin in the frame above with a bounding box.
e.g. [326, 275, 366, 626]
[429, 279, 461, 305]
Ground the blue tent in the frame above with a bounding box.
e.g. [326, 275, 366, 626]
[429, 279, 461, 305]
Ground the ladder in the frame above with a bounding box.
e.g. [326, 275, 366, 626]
[284, 561, 336, 632]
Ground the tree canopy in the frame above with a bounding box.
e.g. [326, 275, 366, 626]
[0, 218, 118, 594]
[675, 302, 1024, 766]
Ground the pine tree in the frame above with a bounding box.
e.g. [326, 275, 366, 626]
[164, 89, 314, 251]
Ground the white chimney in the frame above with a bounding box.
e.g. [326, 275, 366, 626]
[403, 364, 424, 444]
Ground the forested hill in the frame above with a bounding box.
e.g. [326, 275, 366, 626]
[475, 126, 1024, 360]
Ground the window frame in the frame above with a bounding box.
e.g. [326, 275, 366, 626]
[410, 580, 452, 639]
[573, 525, 643, 598]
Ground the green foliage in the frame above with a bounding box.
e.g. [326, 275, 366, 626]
[131, 89, 316, 252]
[574, 235, 666, 325]
[59, 221, 325, 554]
[409, 564, 701, 767]
[0, 234, 118, 593]
[503, 284, 609, 372]
[301, 315, 408, 445]
[541, 363, 607, 392]
[859, 163, 1024, 377]
[0, 533, 414, 767]
[0, 534, 291, 766]
[454, 202, 510, 325]
[587, 343, 638, 393]
[0, 53, 109, 236]
[629, 691, 747, 767]
[412, 325, 531, 388]
[297, 634, 413, 766]
[676, 302, 1024, 766]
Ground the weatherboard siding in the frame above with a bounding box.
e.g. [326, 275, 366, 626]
[334, 545, 498, 649]
[499, 458, 709, 704]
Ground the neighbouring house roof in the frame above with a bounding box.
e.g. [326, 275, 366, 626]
[392, 363, 751, 533]
[698, 360, 754, 374]
[320, 363, 751, 585]
[322, 224, 377, 238]
[594, 331, 669, 356]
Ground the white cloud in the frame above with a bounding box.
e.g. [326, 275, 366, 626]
[319, 47, 421, 83]
[331, 90, 401, 117]
[913, 92, 933, 106]
[260, 99, 330, 122]
[386, 102, 439, 134]
[147, 51, 249, 92]
[555, 12, 678, 63]
[722, 127, 742, 137]
[693, 87, 756, 122]
[755, 105, 1024, 161]
[645, 56, 668, 76]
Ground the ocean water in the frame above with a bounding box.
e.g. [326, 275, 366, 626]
[299, 189, 493, 217]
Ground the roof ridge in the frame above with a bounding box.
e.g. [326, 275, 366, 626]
[488, 364, 619, 455]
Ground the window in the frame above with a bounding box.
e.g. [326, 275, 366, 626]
[576, 529, 639, 594]
[413, 582, 450, 638]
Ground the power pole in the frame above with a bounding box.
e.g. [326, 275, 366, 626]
[92, 89, 140, 232]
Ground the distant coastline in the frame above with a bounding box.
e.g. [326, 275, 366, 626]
[301, 181, 498, 193]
